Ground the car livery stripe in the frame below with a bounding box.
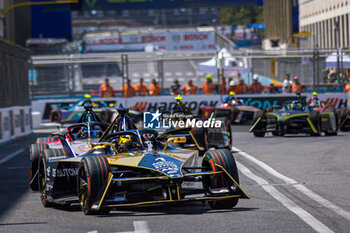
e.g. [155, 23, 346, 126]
[307, 118, 317, 133]
[92, 157, 101, 189]
[249, 117, 262, 132]
[209, 157, 216, 171]
[281, 113, 309, 122]
[219, 149, 231, 176]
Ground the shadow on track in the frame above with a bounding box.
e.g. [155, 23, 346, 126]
[0, 131, 49, 220]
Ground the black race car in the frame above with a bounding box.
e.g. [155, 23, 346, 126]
[35, 106, 249, 215]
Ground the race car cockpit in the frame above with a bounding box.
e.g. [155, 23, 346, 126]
[104, 131, 144, 153]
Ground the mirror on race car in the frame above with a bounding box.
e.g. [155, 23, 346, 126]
[164, 137, 187, 151]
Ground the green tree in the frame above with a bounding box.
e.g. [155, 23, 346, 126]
[219, 6, 263, 25]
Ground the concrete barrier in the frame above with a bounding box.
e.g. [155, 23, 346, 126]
[0, 106, 32, 145]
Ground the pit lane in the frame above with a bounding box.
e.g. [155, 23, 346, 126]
[0, 126, 349, 233]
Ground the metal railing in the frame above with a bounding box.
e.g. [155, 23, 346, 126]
[29, 48, 350, 97]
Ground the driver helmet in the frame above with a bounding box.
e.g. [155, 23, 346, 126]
[309, 92, 320, 107]
[118, 135, 132, 144]
[118, 135, 132, 152]
[290, 102, 302, 110]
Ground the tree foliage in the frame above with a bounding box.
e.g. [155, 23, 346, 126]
[219, 6, 263, 25]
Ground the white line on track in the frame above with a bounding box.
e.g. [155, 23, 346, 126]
[237, 162, 334, 233]
[0, 149, 26, 165]
[111, 221, 151, 233]
[232, 145, 350, 222]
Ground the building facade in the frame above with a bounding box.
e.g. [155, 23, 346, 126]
[263, 0, 299, 49]
[299, 0, 350, 49]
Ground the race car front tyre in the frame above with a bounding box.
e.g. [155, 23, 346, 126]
[202, 149, 239, 209]
[30, 144, 48, 191]
[78, 156, 111, 215]
[38, 150, 52, 207]
[252, 111, 266, 137]
[309, 111, 321, 136]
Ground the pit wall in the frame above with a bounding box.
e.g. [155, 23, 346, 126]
[0, 106, 32, 145]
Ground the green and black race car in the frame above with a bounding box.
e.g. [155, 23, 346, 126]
[249, 94, 338, 137]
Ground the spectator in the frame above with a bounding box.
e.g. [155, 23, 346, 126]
[250, 74, 264, 94]
[344, 77, 350, 93]
[227, 80, 236, 94]
[149, 79, 161, 96]
[227, 77, 233, 91]
[170, 79, 181, 95]
[219, 77, 227, 94]
[183, 79, 197, 95]
[99, 78, 114, 98]
[268, 84, 280, 94]
[235, 78, 249, 94]
[135, 78, 148, 96]
[201, 74, 216, 94]
[282, 73, 292, 93]
[291, 76, 306, 93]
[122, 79, 136, 98]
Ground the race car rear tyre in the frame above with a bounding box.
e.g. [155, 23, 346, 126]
[231, 109, 239, 124]
[35, 136, 59, 144]
[309, 111, 321, 136]
[252, 111, 266, 137]
[192, 126, 208, 151]
[100, 110, 113, 122]
[30, 144, 48, 191]
[49, 111, 61, 122]
[225, 119, 233, 150]
[78, 156, 111, 215]
[202, 149, 239, 209]
[325, 110, 338, 136]
[38, 150, 52, 207]
[339, 108, 349, 132]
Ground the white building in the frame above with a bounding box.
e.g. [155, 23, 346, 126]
[299, 0, 350, 49]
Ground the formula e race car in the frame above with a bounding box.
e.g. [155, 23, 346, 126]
[161, 95, 232, 152]
[30, 104, 110, 191]
[37, 126, 249, 215]
[249, 94, 338, 137]
[199, 93, 260, 124]
[49, 95, 141, 124]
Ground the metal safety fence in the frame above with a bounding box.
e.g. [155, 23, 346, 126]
[30, 48, 350, 97]
[0, 40, 31, 107]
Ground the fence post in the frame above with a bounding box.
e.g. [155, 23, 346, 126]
[121, 54, 128, 97]
[157, 55, 164, 91]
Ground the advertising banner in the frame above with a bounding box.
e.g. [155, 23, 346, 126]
[84, 31, 216, 52]
[37, 93, 348, 122]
